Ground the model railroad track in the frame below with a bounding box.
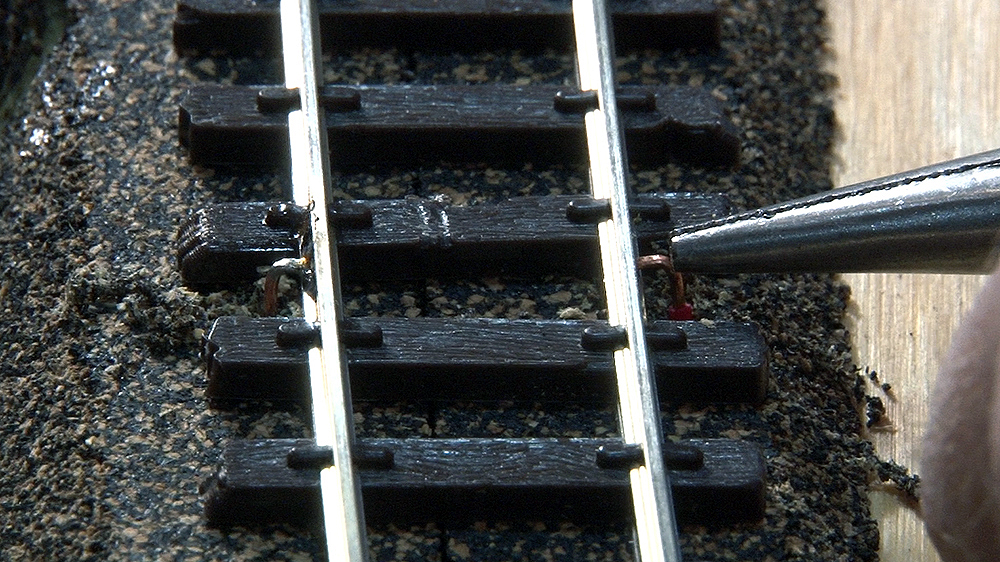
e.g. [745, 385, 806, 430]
[173, 0, 770, 560]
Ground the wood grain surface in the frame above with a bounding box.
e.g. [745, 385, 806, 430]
[827, 2, 1000, 561]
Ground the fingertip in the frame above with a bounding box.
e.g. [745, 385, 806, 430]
[922, 267, 1000, 561]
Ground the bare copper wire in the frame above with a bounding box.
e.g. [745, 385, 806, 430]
[636, 253, 690, 317]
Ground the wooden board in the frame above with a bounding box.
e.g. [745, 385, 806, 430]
[827, 2, 1000, 560]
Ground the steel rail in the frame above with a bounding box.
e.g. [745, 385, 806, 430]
[570, 1, 683, 561]
[279, 0, 370, 560]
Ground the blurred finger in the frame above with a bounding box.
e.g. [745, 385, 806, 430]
[922, 269, 1000, 562]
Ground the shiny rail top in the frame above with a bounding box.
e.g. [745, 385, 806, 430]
[280, 0, 369, 560]
[571, 0, 682, 560]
